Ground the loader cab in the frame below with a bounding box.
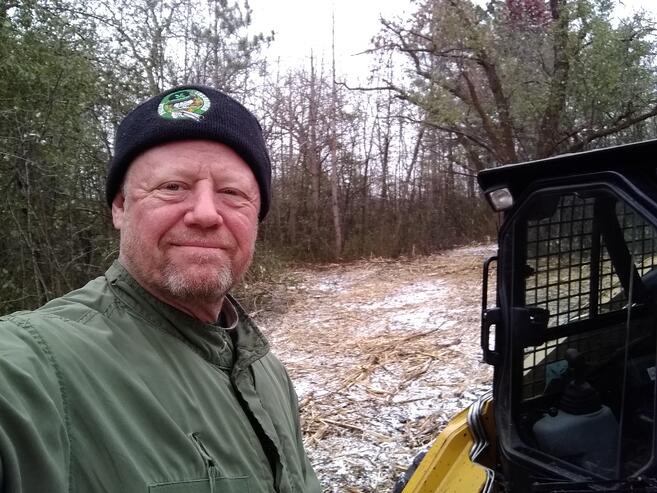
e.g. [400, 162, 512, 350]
[480, 140, 657, 491]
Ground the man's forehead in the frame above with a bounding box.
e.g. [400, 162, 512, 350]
[127, 140, 258, 183]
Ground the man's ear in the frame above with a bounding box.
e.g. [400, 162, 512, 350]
[111, 190, 126, 230]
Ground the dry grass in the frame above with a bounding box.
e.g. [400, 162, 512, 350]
[251, 244, 496, 492]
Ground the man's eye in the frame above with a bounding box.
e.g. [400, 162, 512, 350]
[220, 188, 240, 196]
[163, 183, 181, 191]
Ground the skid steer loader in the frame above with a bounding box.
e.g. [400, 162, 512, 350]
[399, 139, 657, 492]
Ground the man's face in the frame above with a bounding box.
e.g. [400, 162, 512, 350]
[112, 140, 260, 306]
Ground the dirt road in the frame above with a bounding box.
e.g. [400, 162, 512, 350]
[254, 244, 496, 492]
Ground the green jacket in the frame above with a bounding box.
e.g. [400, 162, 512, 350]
[0, 262, 321, 493]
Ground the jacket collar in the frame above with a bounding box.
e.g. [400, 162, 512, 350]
[105, 261, 269, 371]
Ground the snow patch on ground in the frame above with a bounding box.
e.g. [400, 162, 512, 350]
[254, 244, 495, 492]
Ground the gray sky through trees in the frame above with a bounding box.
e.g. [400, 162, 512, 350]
[248, 0, 411, 80]
[249, 0, 656, 80]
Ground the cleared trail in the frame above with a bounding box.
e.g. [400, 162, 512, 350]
[254, 244, 495, 492]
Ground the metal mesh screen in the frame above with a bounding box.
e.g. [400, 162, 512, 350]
[520, 193, 657, 400]
[619, 202, 657, 277]
[525, 195, 595, 327]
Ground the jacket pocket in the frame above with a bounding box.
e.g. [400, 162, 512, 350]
[148, 432, 251, 492]
[148, 477, 249, 493]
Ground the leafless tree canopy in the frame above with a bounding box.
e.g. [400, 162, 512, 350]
[2, 0, 656, 313]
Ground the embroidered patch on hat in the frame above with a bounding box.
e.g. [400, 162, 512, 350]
[157, 89, 211, 121]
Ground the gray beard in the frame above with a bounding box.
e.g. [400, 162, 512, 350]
[160, 258, 234, 303]
[120, 228, 249, 305]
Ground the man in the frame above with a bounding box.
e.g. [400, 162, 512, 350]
[0, 86, 322, 492]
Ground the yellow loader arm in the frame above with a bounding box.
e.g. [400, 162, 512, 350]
[403, 392, 495, 493]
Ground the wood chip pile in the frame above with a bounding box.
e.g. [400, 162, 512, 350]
[251, 244, 496, 492]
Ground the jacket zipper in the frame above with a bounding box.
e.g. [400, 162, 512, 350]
[189, 432, 218, 493]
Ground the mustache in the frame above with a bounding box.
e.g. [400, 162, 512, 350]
[166, 234, 235, 249]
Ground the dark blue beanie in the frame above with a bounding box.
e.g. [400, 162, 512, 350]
[106, 85, 272, 221]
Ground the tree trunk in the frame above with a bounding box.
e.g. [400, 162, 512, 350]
[329, 14, 343, 259]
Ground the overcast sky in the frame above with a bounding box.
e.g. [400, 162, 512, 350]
[248, 0, 411, 81]
[248, 0, 657, 81]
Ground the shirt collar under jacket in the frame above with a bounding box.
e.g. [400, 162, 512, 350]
[105, 260, 269, 372]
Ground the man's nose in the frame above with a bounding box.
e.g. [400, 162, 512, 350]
[184, 186, 223, 228]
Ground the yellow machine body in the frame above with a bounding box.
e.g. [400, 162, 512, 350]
[402, 402, 494, 493]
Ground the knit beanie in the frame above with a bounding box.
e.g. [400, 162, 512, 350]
[106, 85, 272, 220]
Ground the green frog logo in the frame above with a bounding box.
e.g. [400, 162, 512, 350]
[158, 89, 211, 121]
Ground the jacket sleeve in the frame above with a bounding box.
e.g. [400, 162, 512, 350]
[0, 317, 70, 493]
[252, 353, 323, 493]
[284, 371, 323, 493]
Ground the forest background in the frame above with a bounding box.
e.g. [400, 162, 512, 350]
[2, 0, 657, 314]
